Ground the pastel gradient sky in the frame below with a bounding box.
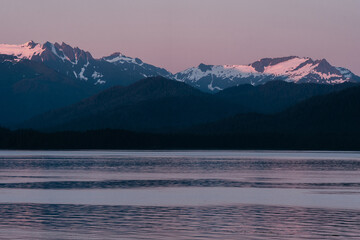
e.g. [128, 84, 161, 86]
[0, 0, 359, 74]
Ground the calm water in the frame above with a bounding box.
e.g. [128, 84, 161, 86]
[0, 150, 359, 239]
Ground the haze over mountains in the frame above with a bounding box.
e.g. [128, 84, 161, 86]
[0, 40, 360, 149]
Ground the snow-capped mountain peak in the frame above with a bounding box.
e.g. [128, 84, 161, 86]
[1, 41, 358, 93]
[24, 40, 38, 48]
[102, 52, 172, 79]
[0, 41, 45, 60]
[40, 41, 93, 65]
[103, 52, 143, 65]
[0, 41, 93, 65]
[0, 41, 174, 88]
[175, 56, 360, 92]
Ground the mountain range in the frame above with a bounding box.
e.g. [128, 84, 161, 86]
[1, 41, 359, 93]
[0, 40, 360, 150]
[175, 57, 360, 92]
[0, 41, 173, 125]
[1, 41, 172, 87]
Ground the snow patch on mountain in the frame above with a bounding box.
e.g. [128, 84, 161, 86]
[286, 62, 316, 81]
[208, 79, 222, 91]
[336, 67, 353, 79]
[94, 79, 106, 85]
[79, 68, 87, 81]
[78, 62, 90, 81]
[92, 70, 105, 85]
[102, 52, 172, 79]
[50, 43, 67, 62]
[263, 57, 308, 76]
[92, 71, 103, 79]
[104, 53, 139, 65]
[175, 64, 259, 83]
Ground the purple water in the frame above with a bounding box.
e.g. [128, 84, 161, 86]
[0, 150, 359, 239]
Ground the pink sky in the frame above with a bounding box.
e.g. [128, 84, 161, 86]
[0, 0, 359, 74]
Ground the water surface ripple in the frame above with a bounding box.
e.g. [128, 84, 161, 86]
[0, 150, 359, 239]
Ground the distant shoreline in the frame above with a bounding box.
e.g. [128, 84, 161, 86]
[1, 128, 359, 151]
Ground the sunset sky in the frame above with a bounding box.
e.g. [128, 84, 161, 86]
[0, 0, 359, 74]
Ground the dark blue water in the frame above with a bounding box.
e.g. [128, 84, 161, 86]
[0, 150, 359, 239]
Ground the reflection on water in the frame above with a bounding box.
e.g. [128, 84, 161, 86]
[1, 204, 360, 240]
[0, 150, 359, 239]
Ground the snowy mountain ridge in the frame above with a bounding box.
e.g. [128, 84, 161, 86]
[0, 41, 172, 87]
[175, 56, 360, 92]
[0, 41, 359, 92]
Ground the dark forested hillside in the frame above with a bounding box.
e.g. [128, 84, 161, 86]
[216, 80, 357, 114]
[0, 57, 93, 126]
[21, 77, 245, 132]
[191, 85, 360, 136]
[21, 77, 357, 133]
[0, 127, 359, 150]
[2, 82, 359, 150]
